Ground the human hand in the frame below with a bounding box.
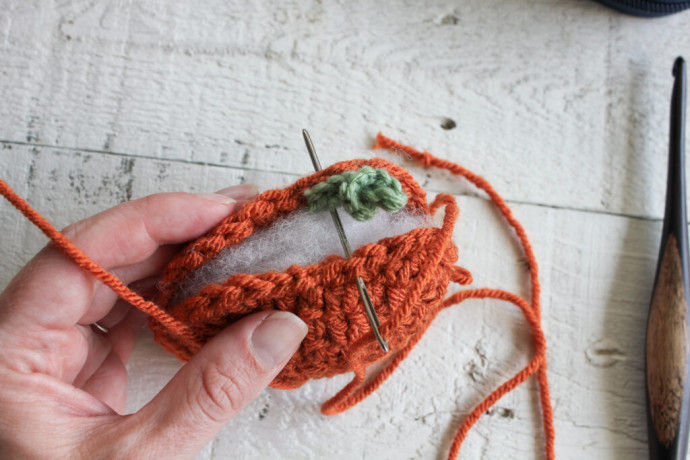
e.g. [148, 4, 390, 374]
[0, 186, 308, 458]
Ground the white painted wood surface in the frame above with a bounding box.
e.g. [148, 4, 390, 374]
[1, 1, 689, 458]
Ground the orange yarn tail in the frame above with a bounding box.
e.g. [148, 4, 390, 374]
[441, 289, 546, 458]
[0, 179, 201, 354]
[373, 133, 555, 460]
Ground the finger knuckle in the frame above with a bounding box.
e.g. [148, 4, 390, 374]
[195, 363, 249, 423]
[61, 219, 89, 242]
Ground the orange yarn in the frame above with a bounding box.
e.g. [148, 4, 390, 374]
[373, 134, 555, 459]
[0, 133, 554, 459]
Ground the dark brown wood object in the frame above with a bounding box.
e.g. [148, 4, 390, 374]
[646, 56, 689, 460]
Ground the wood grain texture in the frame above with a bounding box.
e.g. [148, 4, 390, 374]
[0, 1, 689, 218]
[0, 0, 689, 458]
[647, 235, 689, 447]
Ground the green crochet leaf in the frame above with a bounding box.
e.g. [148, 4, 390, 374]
[304, 166, 408, 221]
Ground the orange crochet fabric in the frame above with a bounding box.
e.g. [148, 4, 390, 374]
[0, 133, 554, 460]
[152, 159, 470, 387]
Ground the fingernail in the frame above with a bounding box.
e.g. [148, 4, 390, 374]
[196, 193, 236, 205]
[215, 184, 259, 200]
[250, 311, 307, 369]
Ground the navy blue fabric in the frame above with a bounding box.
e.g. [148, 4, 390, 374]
[594, 0, 690, 16]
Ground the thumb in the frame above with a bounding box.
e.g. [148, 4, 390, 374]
[130, 311, 307, 458]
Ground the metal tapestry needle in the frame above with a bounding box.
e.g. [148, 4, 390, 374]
[302, 129, 389, 353]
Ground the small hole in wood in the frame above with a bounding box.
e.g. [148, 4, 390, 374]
[440, 14, 459, 25]
[441, 118, 457, 130]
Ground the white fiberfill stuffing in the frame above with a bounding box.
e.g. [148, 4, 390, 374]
[174, 208, 433, 302]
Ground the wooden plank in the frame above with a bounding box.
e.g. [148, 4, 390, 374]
[1, 1, 688, 218]
[0, 145, 658, 458]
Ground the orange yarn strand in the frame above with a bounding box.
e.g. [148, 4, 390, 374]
[373, 133, 555, 460]
[0, 179, 201, 353]
[442, 289, 546, 458]
[373, 134, 542, 316]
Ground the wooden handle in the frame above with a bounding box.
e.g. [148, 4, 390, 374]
[647, 234, 690, 456]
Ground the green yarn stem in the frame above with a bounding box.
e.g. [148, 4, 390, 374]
[305, 166, 408, 221]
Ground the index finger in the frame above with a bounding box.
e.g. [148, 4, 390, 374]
[0, 189, 249, 330]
